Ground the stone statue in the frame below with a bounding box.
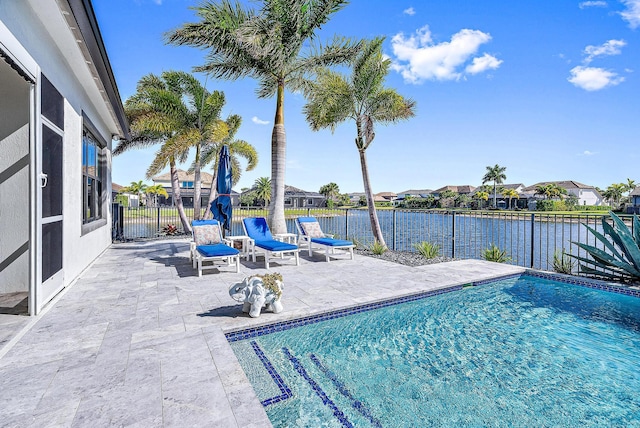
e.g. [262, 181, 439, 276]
[229, 273, 284, 318]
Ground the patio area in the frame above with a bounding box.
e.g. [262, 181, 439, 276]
[0, 239, 524, 427]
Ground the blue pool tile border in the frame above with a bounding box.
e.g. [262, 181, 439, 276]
[523, 270, 640, 298]
[250, 341, 292, 407]
[310, 354, 382, 428]
[283, 347, 353, 428]
[225, 285, 462, 342]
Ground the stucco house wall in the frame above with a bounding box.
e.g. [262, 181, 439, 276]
[0, 0, 128, 314]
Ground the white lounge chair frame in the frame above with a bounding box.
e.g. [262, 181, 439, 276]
[242, 218, 300, 269]
[295, 217, 355, 262]
[190, 220, 240, 276]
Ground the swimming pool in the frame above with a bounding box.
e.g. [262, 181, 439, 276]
[227, 273, 640, 427]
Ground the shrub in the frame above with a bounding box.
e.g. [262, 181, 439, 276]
[481, 244, 512, 263]
[413, 241, 440, 259]
[370, 240, 387, 255]
[552, 250, 575, 274]
[570, 212, 640, 282]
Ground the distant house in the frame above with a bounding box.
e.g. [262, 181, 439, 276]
[1, 1, 129, 314]
[348, 192, 366, 205]
[521, 181, 603, 207]
[432, 185, 476, 197]
[152, 169, 227, 207]
[285, 185, 325, 208]
[374, 192, 397, 203]
[628, 187, 640, 214]
[484, 183, 527, 209]
[396, 189, 433, 201]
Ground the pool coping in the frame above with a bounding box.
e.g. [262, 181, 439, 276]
[226, 269, 640, 342]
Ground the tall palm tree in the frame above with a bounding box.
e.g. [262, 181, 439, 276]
[535, 184, 552, 200]
[145, 184, 169, 207]
[254, 177, 272, 207]
[167, 0, 358, 234]
[196, 115, 259, 219]
[127, 180, 148, 203]
[502, 188, 519, 209]
[115, 72, 221, 233]
[319, 182, 340, 206]
[605, 183, 626, 209]
[302, 38, 416, 248]
[482, 164, 507, 208]
[474, 191, 489, 209]
[626, 178, 636, 200]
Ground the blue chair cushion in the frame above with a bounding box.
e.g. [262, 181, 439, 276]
[196, 244, 239, 258]
[243, 217, 273, 241]
[311, 237, 353, 247]
[255, 239, 297, 252]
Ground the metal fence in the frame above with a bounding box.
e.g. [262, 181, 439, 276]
[114, 205, 628, 274]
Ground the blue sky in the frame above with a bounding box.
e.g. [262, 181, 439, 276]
[96, 0, 640, 194]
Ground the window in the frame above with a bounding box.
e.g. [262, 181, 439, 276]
[308, 198, 314, 205]
[284, 198, 292, 205]
[82, 129, 105, 224]
[182, 181, 194, 189]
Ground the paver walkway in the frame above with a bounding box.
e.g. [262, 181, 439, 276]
[0, 239, 525, 427]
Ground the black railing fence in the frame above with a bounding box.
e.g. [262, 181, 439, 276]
[113, 205, 630, 274]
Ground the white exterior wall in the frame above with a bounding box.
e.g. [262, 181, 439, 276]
[568, 188, 602, 206]
[1, 1, 120, 307]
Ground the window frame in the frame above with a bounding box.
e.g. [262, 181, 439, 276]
[81, 115, 108, 234]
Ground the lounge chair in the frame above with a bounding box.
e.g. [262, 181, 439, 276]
[190, 219, 240, 276]
[242, 217, 300, 269]
[295, 216, 354, 262]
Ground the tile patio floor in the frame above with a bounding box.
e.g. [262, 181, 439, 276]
[0, 239, 525, 427]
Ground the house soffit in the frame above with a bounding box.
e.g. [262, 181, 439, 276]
[30, 0, 128, 139]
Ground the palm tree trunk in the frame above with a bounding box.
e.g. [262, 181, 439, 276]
[170, 158, 191, 234]
[493, 183, 497, 208]
[193, 145, 202, 220]
[203, 168, 218, 219]
[269, 79, 287, 234]
[359, 149, 386, 248]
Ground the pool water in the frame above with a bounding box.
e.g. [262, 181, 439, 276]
[228, 275, 640, 427]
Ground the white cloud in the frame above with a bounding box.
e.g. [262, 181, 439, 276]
[582, 150, 597, 156]
[620, 0, 640, 28]
[579, 1, 608, 8]
[390, 26, 499, 83]
[465, 53, 503, 74]
[583, 39, 626, 63]
[568, 66, 624, 91]
[403, 7, 416, 16]
[251, 116, 269, 125]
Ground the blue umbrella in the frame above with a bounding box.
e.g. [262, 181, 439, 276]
[210, 145, 232, 232]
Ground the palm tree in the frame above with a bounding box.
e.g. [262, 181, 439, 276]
[502, 188, 519, 209]
[474, 191, 489, 209]
[319, 182, 340, 207]
[254, 177, 272, 207]
[302, 38, 416, 248]
[535, 184, 553, 200]
[198, 115, 259, 219]
[145, 184, 169, 207]
[605, 183, 626, 209]
[115, 72, 208, 233]
[126, 180, 148, 207]
[626, 178, 636, 200]
[482, 164, 507, 208]
[167, 0, 358, 234]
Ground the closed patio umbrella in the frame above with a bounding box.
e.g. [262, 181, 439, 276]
[210, 145, 233, 233]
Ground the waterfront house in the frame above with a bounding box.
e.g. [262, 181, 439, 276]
[151, 169, 226, 207]
[521, 181, 603, 207]
[395, 189, 433, 201]
[628, 187, 640, 214]
[285, 185, 325, 208]
[0, 0, 129, 314]
[432, 185, 476, 197]
[374, 192, 397, 203]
